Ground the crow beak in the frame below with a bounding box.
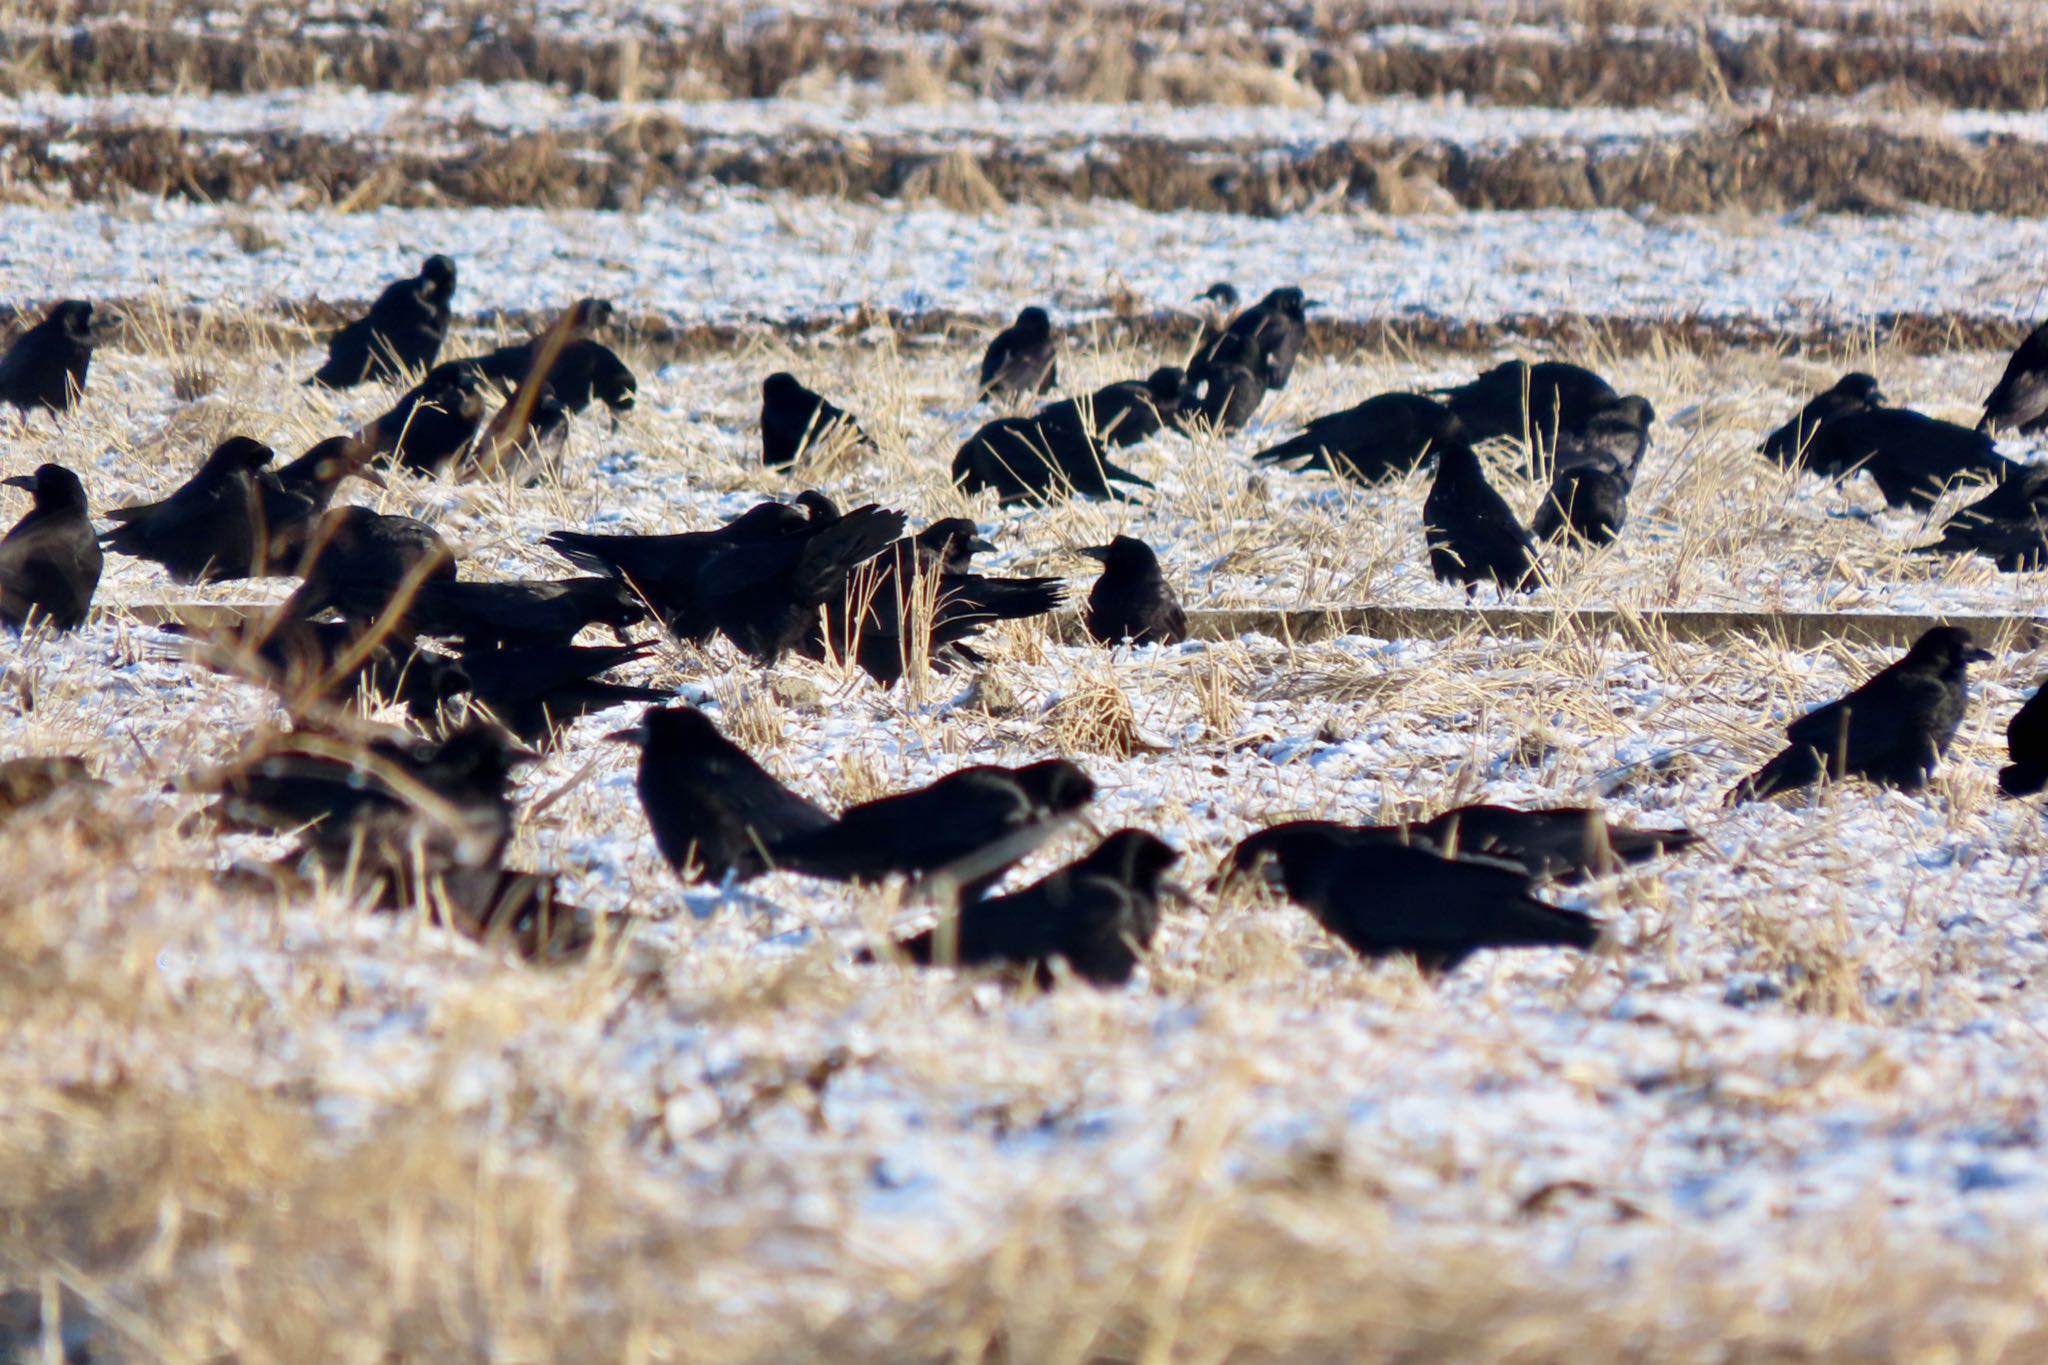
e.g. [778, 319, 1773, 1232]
[1303, 298, 1326, 310]
[1, 474, 34, 491]
[352, 465, 389, 489]
[967, 536, 999, 555]
[605, 724, 648, 746]
[1076, 545, 1113, 563]
[1967, 647, 1996, 663]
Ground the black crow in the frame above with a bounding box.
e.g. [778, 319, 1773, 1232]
[1252, 393, 1463, 483]
[364, 361, 487, 475]
[979, 306, 1058, 400]
[772, 758, 1096, 899]
[468, 336, 636, 417]
[698, 503, 907, 661]
[545, 498, 815, 644]
[1179, 330, 1270, 432]
[257, 436, 385, 572]
[1729, 626, 1992, 804]
[1804, 407, 2017, 510]
[1196, 285, 1312, 391]
[309, 255, 456, 388]
[169, 613, 466, 722]
[608, 704, 832, 882]
[1436, 360, 1618, 447]
[761, 371, 870, 470]
[1544, 394, 1655, 487]
[1980, 322, 2048, 435]
[1081, 535, 1186, 646]
[1034, 368, 1189, 450]
[1233, 824, 1600, 975]
[0, 300, 114, 417]
[203, 720, 528, 875]
[2000, 678, 2048, 796]
[326, 576, 647, 649]
[871, 829, 1177, 987]
[453, 640, 669, 744]
[952, 416, 1153, 506]
[1220, 806, 1694, 890]
[1761, 372, 1885, 469]
[821, 519, 1065, 685]
[1, 463, 101, 630]
[292, 506, 455, 601]
[1424, 439, 1539, 594]
[1915, 464, 2048, 571]
[102, 436, 274, 583]
[1530, 459, 1629, 545]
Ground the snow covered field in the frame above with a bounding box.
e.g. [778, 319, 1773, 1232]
[7, 3, 2048, 1360]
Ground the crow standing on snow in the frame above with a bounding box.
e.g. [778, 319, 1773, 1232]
[979, 306, 1058, 400]
[1761, 372, 1885, 469]
[1533, 398, 1649, 546]
[1081, 535, 1186, 646]
[1915, 464, 2048, 572]
[952, 416, 1153, 506]
[867, 829, 1178, 988]
[1436, 360, 1617, 448]
[697, 502, 907, 662]
[309, 255, 457, 389]
[1035, 368, 1190, 451]
[469, 334, 636, 418]
[1253, 393, 1464, 484]
[0, 463, 101, 630]
[1424, 439, 1539, 594]
[760, 372, 871, 470]
[1760, 373, 2014, 508]
[820, 518, 1066, 685]
[1728, 626, 1992, 804]
[771, 758, 1096, 899]
[1980, 321, 2048, 435]
[0, 301, 116, 418]
[1179, 330, 1270, 433]
[1222, 823, 1601, 976]
[1195, 285, 1312, 392]
[364, 361, 487, 475]
[1999, 677, 2048, 796]
[102, 436, 274, 583]
[608, 704, 832, 883]
[545, 497, 817, 644]
[1217, 806, 1694, 892]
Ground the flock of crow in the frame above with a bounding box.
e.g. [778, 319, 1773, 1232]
[4, 255, 2048, 980]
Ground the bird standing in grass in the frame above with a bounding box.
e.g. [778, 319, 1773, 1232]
[1728, 626, 1992, 804]
[760, 372, 870, 470]
[979, 306, 1058, 400]
[609, 705, 831, 883]
[1081, 535, 1186, 646]
[1980, 321, 2048, 435]
[102, 436, 275, 584]
[1424, 439, 1539, 595]
[1220, 823, 1600, 976]
[0, 300, 115, 419]
[309, 255, 457, 389]
[1999, 677, 2048, 797]
[0, 463, 101, 630]
[868, 829, 1178, 988]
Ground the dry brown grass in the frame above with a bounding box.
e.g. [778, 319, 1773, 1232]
[7, 283, 2048, 1359]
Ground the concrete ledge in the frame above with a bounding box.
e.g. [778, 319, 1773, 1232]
[125, 602, 2048, 654]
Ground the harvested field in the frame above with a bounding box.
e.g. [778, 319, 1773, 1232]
[5, 3, 2048, 1362]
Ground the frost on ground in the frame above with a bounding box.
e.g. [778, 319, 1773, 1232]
[8, 11, 2048, 1360]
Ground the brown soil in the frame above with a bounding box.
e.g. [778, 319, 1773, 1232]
[8, 118, 2044, 217]
[6, 11, 2048, 111]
